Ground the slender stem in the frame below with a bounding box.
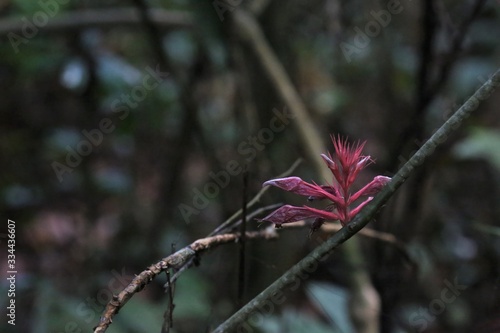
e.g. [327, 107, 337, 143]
[209, 159, 301, 236]
[237, 170, 249, 305]
[0, 8, 192, 35]
[211, 69, 500, 333]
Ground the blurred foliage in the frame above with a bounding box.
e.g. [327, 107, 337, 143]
[0, 0, 499, 332]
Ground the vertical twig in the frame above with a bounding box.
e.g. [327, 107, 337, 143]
[209, 158, 301, 236]
[162, 244, 177, 332]
[161, 269, 175, 333]
[425, 0, 487, 105]
[237, 169, 249, 305]
[131, 0, 202, 247]
[93, 229, 280, 333]
[389, 0, 487, 170]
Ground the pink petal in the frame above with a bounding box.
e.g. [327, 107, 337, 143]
[326, 136, 374, 191]
[299, 206, 342, 221]
[263, 177, 343, 206]
[349, 175, 391, 203]
[321, 154, 342, 185]
[332, 135, 366, 171]
[348, 197, 373, 221]
[263, 177, 319, 196]
[356, 156, 372, 169]
[346, 155, 372, 186]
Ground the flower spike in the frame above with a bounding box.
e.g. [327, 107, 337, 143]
[260, 135, 390, 231]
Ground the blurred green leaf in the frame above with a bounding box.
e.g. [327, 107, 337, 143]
[109, 297, 165, 333]
[452, 128, 500, 170]
[306, 281, 354, 333]
[173, 270, 211, 319]
[261, 308, 341, 333]
[473, 222, 500, 237]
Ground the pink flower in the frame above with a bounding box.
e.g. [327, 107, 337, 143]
[260, 135, 391, 230]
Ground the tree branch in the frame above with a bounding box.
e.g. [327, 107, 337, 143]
[0, 8, 192, 35]
[93, 228, 279, 333]
[93, 158, 302, 333]
[211, 68, 500, 332]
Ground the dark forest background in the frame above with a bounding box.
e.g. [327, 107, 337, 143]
[1, 1, 500, 332]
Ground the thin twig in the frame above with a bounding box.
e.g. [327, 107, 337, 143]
[238, 170, 249, 305]
[283, 221, 398, 244]
[211, 69, 500, 332]
[389, 0, 486, 171]
[164, 160, 300, 293]
[167, 204, 282, 287]
[425, 0, 487, 107]
[209, 158, 302, 236]
[0, 8, 192, 35]
[93, 228, 279, 333]
[161, 270, 175, 333]
[230, 10, 326, 173]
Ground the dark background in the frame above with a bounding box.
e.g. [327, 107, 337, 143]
[1, 1, 499, 332]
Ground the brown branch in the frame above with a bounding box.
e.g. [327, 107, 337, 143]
[282, 221, 399, 244]
[160, 159, 301, 300]
[0, 8, 192, 35]
[93, 228, 278, 333]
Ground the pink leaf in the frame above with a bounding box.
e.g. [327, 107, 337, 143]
[259, 205, 340, 227]
[349, 175, 391, 204]
[260, 135, 389, 228]
[263, 177, 343, 206]
[348, 197, 373, 222]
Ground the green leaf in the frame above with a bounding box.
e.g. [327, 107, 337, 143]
[473, 222, 500, 237]
[260, 308, 342, 333]
[305, 281, 355, 333]
[452, 128, 500, 170]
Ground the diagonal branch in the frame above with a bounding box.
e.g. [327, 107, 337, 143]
[93, 228, 279, 333]
[211, 69, 500, 332]
[93, 158, 302, 333]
